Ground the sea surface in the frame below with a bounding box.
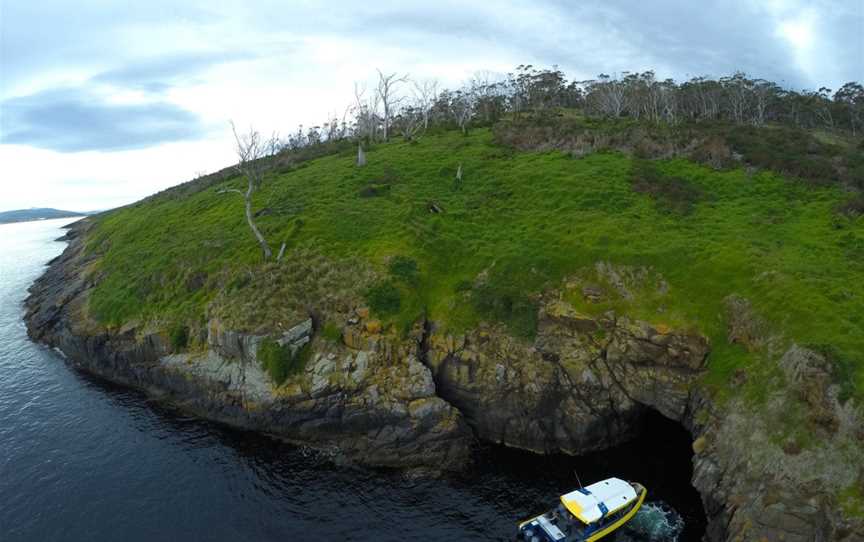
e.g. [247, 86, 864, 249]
[0, 218, 705, 541]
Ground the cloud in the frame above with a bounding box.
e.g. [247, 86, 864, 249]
[1, 87, 206, 152]
[1, 0, 862, 213]
[92, 51, 257, 93]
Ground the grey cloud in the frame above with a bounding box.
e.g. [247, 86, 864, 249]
[1, 88, 205, 152]
[0, 1, 221, 95]
[346, 1, 861, 89]
[93, 51, 256, 92]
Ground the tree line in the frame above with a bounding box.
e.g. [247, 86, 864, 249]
[223, 65, 863, 259]
[276, 65, 863, 151]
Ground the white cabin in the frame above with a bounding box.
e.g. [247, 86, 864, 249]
[559, 477, 637, 524]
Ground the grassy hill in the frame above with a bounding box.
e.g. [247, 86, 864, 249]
[81, 120, 864, 401]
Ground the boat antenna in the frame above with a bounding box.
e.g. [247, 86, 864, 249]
[574, 470, 583, 489]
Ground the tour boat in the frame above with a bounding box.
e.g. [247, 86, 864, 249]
[517, 477, 647, 542]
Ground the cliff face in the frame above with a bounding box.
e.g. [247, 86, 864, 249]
[424, 304, 708, 455]
[423, 305, 864, 542]
[26, 219, 864, 542]
[25, 219, 470, 470]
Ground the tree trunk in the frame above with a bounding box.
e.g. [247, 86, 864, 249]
[357, 143, 366, 166]
[244, 179, 272, 260]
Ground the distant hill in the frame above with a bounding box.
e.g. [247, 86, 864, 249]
[0, 208, 85, 224]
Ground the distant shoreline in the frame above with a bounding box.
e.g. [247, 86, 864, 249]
[0, 209, 87, 225]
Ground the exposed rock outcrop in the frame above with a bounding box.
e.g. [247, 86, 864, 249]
[25, 219, 471, 470]
[423, 307, 708, 455]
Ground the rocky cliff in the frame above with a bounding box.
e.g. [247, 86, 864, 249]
[25, 219, 470, 470]
[26, 219, 864, 542]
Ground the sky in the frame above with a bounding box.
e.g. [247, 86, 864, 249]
[1, 0, 862, 213]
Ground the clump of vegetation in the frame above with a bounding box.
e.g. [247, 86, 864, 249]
[837, 195, 864, 217]
[258, 338, 311, 385]
[631, 160, 702, 214]
[464, 261, 543, 338]
[471, 282, 538, 338]
[495, 115, 862, 188]
[388, 255, 420, 285]
[321, 322, 342, 342]
[358, 166, 401, 198]
[168, 324, 189, 350]
[365, 282, 401, 315]
[839, 483, 864, 520]
[358, 184, 391, 198]
[721, 124, 839, 184]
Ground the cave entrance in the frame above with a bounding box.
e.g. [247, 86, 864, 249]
[613, 407, 708, 541]
[471, 408, 707, 541]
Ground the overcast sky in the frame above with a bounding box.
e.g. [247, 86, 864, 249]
[1, 0, 862, 213]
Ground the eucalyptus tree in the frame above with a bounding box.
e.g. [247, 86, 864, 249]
[835, 82, 864, 135]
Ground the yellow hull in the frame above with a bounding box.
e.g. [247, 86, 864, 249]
[585, 485, 646, 542]
[517, 484, 647, 541]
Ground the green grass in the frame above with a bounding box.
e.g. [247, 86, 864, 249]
[85, 126, 864, 398]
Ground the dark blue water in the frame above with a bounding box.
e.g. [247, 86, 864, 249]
[0, 219, 704, 541]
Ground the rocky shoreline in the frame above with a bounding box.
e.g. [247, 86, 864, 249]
[25, 219, 863, 541]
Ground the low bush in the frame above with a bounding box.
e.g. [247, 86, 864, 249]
[258, 338, 311, 385]
[168, 324, 189, 350]
[388, 255, 420, 285]
[365, 281, 401, 315]
[358, 184, 391, 198]
[321, 322, 342, 342]
[837, 195, 864, 217]
[470, 282, 538, 338]
[631, 160, 702, 214]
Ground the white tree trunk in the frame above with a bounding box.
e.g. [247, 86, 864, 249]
[244, 179, 272, 260]
[357, 144, 366, 166]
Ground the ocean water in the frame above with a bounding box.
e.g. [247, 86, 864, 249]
[0, 218, 704, 541]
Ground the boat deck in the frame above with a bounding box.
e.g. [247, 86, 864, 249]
[518, 482, 646, 542]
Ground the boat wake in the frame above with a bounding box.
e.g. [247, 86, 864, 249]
[615, 502, 685, 542]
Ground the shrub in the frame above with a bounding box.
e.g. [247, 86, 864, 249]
[837, 195, 864, 217]
[321, 322, 342, 342]
[388, 255, 419, 285]
[631, 160, 702, 214]
[168, 324, 189, 350]
[365, 281, 401, 315]
[471, 283, 538, 338]
[258, 338, 311, 385]
[358, 183, 390, 198]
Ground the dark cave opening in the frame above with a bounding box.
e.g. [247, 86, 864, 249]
[470, 408, 708, 541]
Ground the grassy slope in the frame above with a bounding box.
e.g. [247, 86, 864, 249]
[85, 127, 864, 398]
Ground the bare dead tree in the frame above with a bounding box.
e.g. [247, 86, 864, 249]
[412, 78, 439, 132]
[218, 121, 276, 260]
[452, 89, 476, 134]
[353, 81, 380, 141]
[376, 69, 409, 141]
